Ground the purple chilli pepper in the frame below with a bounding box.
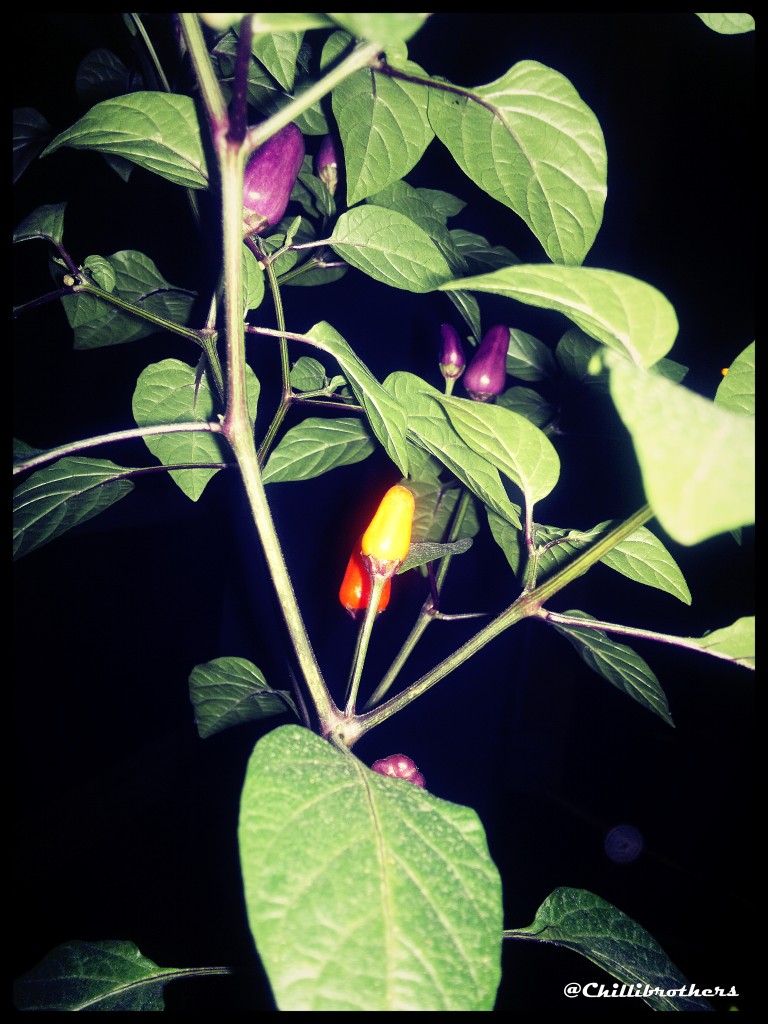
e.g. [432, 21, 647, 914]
[242, 122, 305, 237]
[315, 133, 341, 197]
[438, 323, 467, 384]
[463, 323, 510, 402]
[371, 753, 426, 788]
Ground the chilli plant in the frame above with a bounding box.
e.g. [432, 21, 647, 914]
[13, 12, 754, 1013]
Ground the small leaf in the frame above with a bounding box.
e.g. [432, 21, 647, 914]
[505, 887, 712, 1011]
[189, 657, 297, 738]
[505, 329, 557, 381]
[715, 339, 754, 416]
[132, 359, 258, 501]
[13, 107, 52, 183]
[441, 264, 678, 368]
[13, 939, 229, 1011]
[263, 416, 375, 484]
[549, 610, 673, 725]
[692, 616, 754, 670]
[13, 457, 135, 560]
[75, 48, 131, 104]
[289, 356, 329, 391]
[607, 352, 754, 544]
[302, 322, 410, 476]
[41, 92, 209, 189]
[330, 206, 453, 293]
[13, 202, 66, 246]
[399, 537, 473, 573]
[238, 725, 503, 1010]
[694, 12, 754, 34]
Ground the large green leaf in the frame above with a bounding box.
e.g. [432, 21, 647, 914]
[41, 92, 208, 189]
[549, 610, 673, 725]
[505, 888, 713, 1011]
[13, 940, 229, 1011]
[366, 181, 467, 274]
[694, 12, 754, 34]
[441, 265, 678, 368]
[428, 61, 606, 265]
[238, 725, 503, 1010]
[607, 353, 755, 544]
[60, 249, 196, 349]
[13, 457, 135, 560]
[384, 372, 521, 528]
[715, 339, 754, 416]
[300, 322, 410, 476]
[327, 12, 430, 45]
[262, 416, 375, 484]
[333, 62, 434, 205]
[330, 206, 453, 292]
[189, 657, 297, 739]
[132, 359, 258, 501]
[435, 394, 560, 509]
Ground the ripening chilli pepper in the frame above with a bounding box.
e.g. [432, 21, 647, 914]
[463, 323, 510, 402]
[242, 122, 305, 237]
[339, 547, 391, 617]
[361, 484, 415, 579]
[438, 323, 467, 383]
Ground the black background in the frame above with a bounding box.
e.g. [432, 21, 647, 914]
[13, 13, 754, 1014]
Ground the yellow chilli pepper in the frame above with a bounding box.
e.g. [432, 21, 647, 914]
[361, 484, 415, 566]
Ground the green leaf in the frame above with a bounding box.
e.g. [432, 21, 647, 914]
[13, 202, 66, 246]
[301, 322, 410, 476]
[330, 206, 453, 292]
[252, 30, 303, 91]
[366, 180, 468, 274]
[505, 329, 557, 381]
[384, 372, 521, 528]
[75, 48, 130, 104]
[487, 510, 523, 577]
[60, 250, 196, 349]
[41, 92, 209, 189]
[13, 939, 229, 1011]
[441, 264, 678, 368]
[13, 107, 51, 183]
[715, 339, 754, 416]
[694, 12, 754, 34]
[497, 386, 557, 430]
[549, 610, 673, 725]
[449, 229, 520, 274]
[263, 416, 375, 484]
[435, 394, 560, 508]
[533, 522, 691, 603]
[132, 359, 258, 501]
[243, 243, 266, 312]
[607, 353, 755, 544]
[289, 356, 330, 391]
[408, 479, 480, 544]
[327, 12, 430, 45]
[332, 56, 433, 205]
[189, 657, 297, 739]
[238, 725, 503, 1010]
[691, 616, 754, 670]
[428, 61, 607, 265]
[13, 457, 135, 560]
[505, 887, 713, 1011]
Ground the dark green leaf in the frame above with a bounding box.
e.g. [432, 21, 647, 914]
[13, 107, 52, 183]
[263, 416, 375, 484]
[189, 657, 297, 738]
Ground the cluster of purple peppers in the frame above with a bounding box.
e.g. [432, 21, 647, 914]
[440, 321, 509, 402]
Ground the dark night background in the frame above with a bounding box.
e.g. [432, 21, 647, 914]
[13, 13, 754, 1015]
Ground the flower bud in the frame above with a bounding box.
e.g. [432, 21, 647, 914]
[463, 324, 510, 402]
[438, 323, 466, 382]
[315, 133, 340, 197]
[242, 122, 305, 236]
[371, 753, 426, 788]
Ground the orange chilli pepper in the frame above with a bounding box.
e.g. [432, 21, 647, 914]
[339, 547, 391, 616]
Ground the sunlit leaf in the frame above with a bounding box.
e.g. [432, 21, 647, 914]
[694, 12, 754, 34]
[715, 339, 754, 416]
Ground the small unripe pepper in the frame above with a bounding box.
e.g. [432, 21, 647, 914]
[242, 122, 305, 236]
[315, 133, 340, 197]
[361, 484, 415, 569]
[339, 547, 391, 617]
[463, 323, 510, 402]
[371, 753, 426, 788]
[439, 323, 466, 382]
